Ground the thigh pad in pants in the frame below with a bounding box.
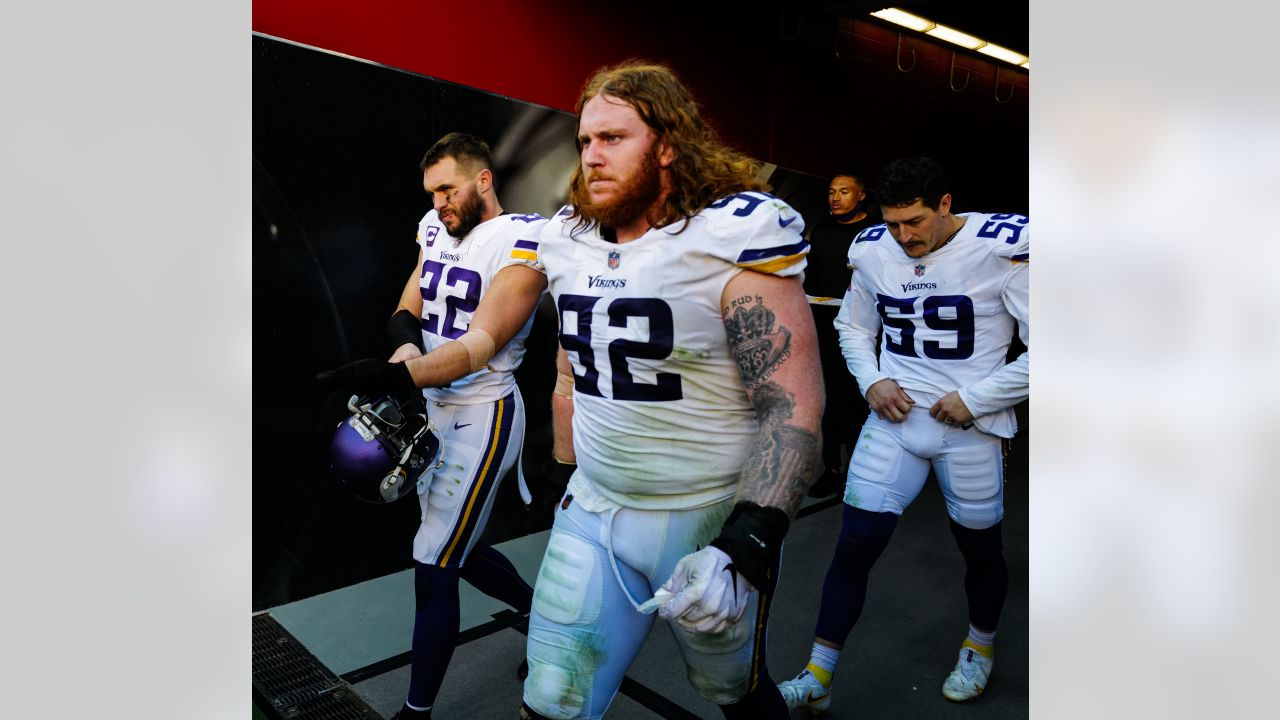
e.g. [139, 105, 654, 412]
[843, 414, 931, 515]
[414, 391, 524, 566]
[524, 500, 654, 720]
[934, 429, 1004, 529]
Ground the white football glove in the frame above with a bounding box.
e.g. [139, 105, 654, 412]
[653, 545, 752, 634]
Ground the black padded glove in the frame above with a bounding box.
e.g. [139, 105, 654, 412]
[544, 459, 576, 493]
[709, 502, 790, 593]
[316, 358, 416, 397]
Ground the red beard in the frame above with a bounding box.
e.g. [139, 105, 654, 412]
[579, 147, 661, 230]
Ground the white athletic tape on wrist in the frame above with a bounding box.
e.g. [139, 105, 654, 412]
[457, 328, 496, 373]
[554, 371, 574, 398]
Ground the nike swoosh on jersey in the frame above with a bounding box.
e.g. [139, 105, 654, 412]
[778, 214, 797, 228]
[453, 422, 472, 430]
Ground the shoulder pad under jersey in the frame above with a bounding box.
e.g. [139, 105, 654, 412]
[847, 223, 889, 268]
[971, 213, 1029, 263]
[703, 191, 809, 277]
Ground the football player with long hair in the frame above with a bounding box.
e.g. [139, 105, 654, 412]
[520, 61, 823, 720]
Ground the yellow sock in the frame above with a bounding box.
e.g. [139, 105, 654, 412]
[962, 637, 995, 659]
[804, 662, 833, 688]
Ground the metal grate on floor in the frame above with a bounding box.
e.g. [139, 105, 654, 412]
[253, 612, 384, 719]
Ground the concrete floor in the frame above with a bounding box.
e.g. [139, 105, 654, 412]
[268, 448, 1028, 719]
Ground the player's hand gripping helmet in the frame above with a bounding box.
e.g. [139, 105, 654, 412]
[330, 394, 442, 503]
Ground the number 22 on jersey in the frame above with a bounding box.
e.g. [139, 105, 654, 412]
[420, 259, 482, 339]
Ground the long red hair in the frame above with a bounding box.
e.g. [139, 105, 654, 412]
[567, 61, 767, 234]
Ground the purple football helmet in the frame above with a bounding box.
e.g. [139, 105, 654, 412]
[330, 394, 442, 503]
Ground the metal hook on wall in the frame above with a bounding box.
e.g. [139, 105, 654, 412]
[896, 33, 917, 72]
[994, 66, 1014, 103]
[949, 51, 970, 92]
[778, 0, 802, 40]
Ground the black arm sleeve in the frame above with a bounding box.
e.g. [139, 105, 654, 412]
[387, 309, 425, 354]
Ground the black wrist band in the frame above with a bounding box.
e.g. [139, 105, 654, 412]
[388, 309, 425, 354]
[709, 502, 790, 593]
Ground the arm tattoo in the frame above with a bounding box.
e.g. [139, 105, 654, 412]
[735, 381, 821, 515]
[724, 296, 792, 390]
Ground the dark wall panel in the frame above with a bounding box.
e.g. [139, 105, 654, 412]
[253, 37, 576, 609]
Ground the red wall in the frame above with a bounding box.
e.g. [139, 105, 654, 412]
[252, 0, 836, 167]
[254, 0, 607, 113]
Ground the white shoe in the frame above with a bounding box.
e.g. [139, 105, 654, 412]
[777, 669, 831, 713]
[941, 646, 994, 702]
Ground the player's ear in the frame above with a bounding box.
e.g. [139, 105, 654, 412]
[937, 193, 952, 216]
[477, 168, 493, 192]
[656, 139, 675, 168]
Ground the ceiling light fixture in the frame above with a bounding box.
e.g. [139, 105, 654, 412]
[869, 8, 933, 33]
[925, 23, 985, 50]
[870, 7, 1029, 68]
[978, 43, 1028, 66]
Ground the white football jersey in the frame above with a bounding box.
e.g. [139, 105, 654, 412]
[538, 191, 808, 510]
[834, 212, 1029, 438]
[414, 209, 547, 405]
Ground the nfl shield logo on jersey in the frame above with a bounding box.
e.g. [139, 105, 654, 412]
[424, 226, 439, 248]
[608, 251, 621, 270]
[914, 263, 926, 277]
